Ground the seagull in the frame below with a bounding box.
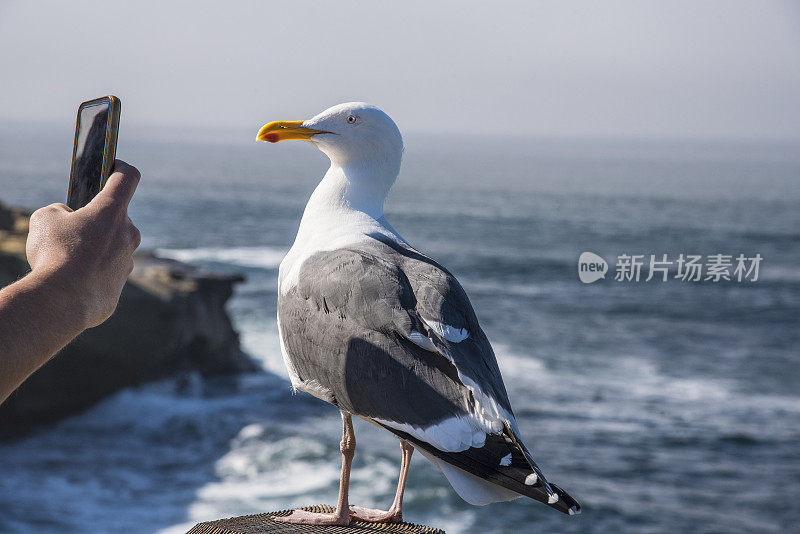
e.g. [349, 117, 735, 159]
[257, 103, 580, 526]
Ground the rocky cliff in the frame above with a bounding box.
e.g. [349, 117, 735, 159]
[0, 201, 259, 434]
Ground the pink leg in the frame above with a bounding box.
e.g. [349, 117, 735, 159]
[350, 439, 414, 523]
[274, 411, 355, 526]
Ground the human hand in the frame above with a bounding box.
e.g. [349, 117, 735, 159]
[26, 160, 142, 329]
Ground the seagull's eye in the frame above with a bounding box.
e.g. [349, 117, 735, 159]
[346, 115, 357, 124]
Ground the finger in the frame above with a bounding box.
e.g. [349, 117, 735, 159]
[47, 202, 74, 214]
[128, 220, 142, 249]
[30, 203, 72, 224]
[93, 159, 141, 209]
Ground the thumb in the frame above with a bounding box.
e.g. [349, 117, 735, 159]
[90, 160, 141, 210]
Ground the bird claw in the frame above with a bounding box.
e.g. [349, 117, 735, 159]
[273, 509, 351, 526]
[348, 505, 402, 523]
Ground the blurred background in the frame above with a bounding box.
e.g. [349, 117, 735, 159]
[1, 1, 799, 533]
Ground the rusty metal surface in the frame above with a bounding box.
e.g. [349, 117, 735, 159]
[186, 505, 445, 534]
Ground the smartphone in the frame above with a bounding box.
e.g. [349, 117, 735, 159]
[66, 95, 121, 210]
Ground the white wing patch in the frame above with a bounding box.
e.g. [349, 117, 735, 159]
[406, 330, 438, 352]
[374, 415, 489, 452]
[422, 317, 469, 343]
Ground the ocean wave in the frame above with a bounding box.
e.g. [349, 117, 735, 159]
[238, 319, 288, 378]
[158, 416, 478, 533]
[494, 342, 800, 442]
[156, 246, 287, 270]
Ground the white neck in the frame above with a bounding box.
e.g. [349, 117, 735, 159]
[297, 160, 396, 234]
[280, 160, 404, 294]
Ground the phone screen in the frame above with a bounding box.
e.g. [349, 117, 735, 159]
[68, 100, 110, 210]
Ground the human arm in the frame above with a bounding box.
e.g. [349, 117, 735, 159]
[0, 161, 141, 404]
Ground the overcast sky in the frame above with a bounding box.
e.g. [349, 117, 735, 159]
[1, 0, 799, 140]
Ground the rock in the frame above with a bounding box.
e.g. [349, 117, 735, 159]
[0, 200, 17, 231]
[0, 201, 260, 434]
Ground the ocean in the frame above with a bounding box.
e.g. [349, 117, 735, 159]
[0, 127, 798, 533]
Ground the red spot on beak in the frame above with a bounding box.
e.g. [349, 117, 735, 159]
[265, 133, 280, 143]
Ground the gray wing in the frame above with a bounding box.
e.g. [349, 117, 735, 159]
[279, 238, 512, 425]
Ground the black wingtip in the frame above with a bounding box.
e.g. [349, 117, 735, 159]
[550, 483, 581, 516]
[376, 421, 581, 516]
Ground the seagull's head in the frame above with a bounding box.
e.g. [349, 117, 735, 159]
[257, 102, 403, 175]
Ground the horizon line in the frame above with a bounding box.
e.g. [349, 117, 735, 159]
[1, 118, 799, 147]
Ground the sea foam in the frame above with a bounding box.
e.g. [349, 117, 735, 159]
[156, 246, 287, 270]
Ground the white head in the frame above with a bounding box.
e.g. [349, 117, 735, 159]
[257, 103, 404, 215]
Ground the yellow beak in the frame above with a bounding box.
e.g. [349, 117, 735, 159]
[256, 120, 329, 143]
